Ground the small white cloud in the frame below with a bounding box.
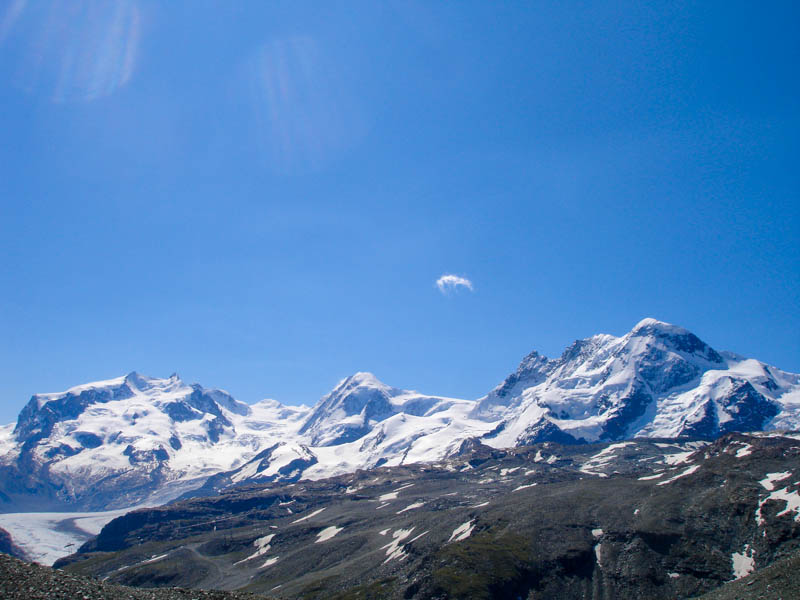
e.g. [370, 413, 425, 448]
[436, 274, 474, 294]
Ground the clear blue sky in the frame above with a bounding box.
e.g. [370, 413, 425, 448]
[1, 1, 798, 424]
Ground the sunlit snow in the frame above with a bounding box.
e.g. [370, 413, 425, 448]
[315, 526, 343, 543]
[291, 508, 325, 524]
[656, 464, 701, 486]
[381, 528, 415, 563]
[759, 472, 792, 491]
[261, 556, 280, 568]
[732, 545, 755, 579]
[448, 520, 475, 542]
[397, 501, 425, 514]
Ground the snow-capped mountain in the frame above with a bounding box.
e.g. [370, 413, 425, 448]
[479, 318, 800, 447]
[0, 372, 309, 510]
[1, 318, 798, 513]
[298, 372, 475, 446]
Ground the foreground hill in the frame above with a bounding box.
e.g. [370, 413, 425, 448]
[1, 319, 798, 517]
[54, 432, 800, 599]
[0, 553, 271, 600]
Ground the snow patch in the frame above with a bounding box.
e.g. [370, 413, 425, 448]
[594, 543, 603, 567]
[141, 553, 169, 565]
[291, 508, 325, 524]
[234, 534, 276, 565]
[378, 483, 414, 502]
[315, 526, 343, 543]
[513, 483, 537, 492]
[381, 528, 415, 563]
[756, 486, 800, 524]
[663, 451, 694, 465]
[448, 520, 475, 542]
[397, 501, 425, 514]
[656, 464, 701, 486]
[732, 545, 755, 579]
[759, 472, 792, 491]
[261, 556, 279, 568]
[500, 467, 520, 476]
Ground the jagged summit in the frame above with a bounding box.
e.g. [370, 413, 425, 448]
[480, 318, 788, 447]
[123, 371, 183, 391]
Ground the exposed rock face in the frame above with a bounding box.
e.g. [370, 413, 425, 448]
[0, 527, 26, 560]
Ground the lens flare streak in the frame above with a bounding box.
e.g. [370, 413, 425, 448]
[0, 0, 141, 102]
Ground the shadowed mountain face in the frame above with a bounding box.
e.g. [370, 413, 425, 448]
[0, 319, 798, 515]
[54, 432, 800, 600]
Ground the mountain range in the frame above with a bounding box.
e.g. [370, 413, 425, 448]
[1, 318, 798, 514]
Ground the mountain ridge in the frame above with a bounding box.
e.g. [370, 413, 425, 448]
[1, 318, 798, 516]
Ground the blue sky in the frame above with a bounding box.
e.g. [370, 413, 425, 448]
[1, 1, 798, 423]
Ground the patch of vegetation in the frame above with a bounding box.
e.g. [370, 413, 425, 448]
[326, 577, 399, 600]
[297, 575, 342, 600]
[430, 531, 533, 599]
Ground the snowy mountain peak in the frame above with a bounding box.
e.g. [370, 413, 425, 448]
[298, 372, 398, 446]
[337, 372, 392, 393]
[123, 371, 187, 394]
[297, 372, 473, 448]
[631, 317, 681, 333]
[482, 319, 792, 447]
[625, 318, 723, 365]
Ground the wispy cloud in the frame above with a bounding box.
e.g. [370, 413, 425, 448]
[436, 274, 474, 294]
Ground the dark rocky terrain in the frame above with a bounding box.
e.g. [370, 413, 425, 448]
[695, 550, 800, 599]
[0, 552, 272, 599]
[42, 432, 800, 599]
[0, 526, 26, 560]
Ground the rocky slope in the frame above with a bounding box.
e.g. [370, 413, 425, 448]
[696, 550, 800, 599]
[0, 319, 798, 519]
[0, 526, 26, 560]
[0, 553, 272, 600]
[53, 432, 800, 599]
